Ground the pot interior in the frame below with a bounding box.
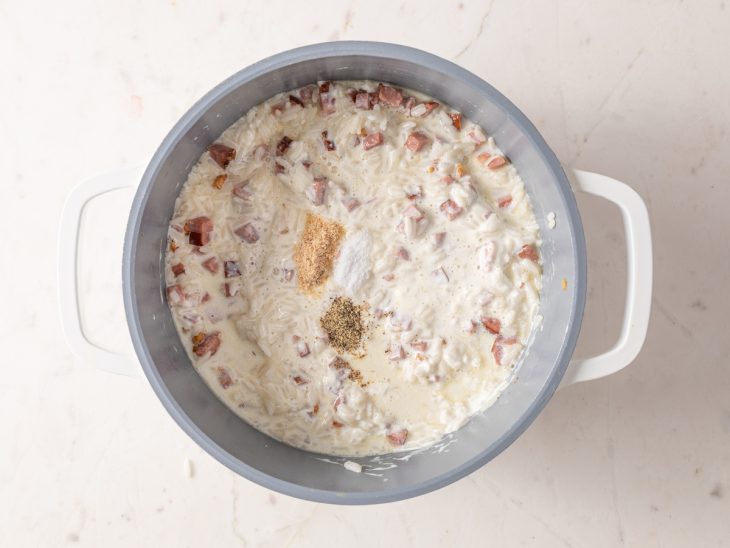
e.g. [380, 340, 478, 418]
[123, 42, 586, 504]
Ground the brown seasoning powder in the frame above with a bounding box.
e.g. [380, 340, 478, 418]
[330, 355, 366, 387]
[293, 213, 345, 293]
[321, 296, 365, 354]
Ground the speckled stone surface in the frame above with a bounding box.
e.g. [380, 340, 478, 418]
[2, 1, 729, 545]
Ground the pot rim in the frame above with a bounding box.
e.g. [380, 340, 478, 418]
[123, 40, 587, 504]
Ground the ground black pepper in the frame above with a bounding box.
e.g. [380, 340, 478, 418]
[320, 296, 364, 353]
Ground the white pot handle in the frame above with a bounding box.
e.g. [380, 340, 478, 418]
[57, 167, 143, 376]
[560, 169, 653, 387]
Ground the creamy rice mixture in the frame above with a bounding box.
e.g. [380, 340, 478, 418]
[164, 80, 542, 457]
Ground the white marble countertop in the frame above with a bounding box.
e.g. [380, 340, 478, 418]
[2, 0, 729, 545]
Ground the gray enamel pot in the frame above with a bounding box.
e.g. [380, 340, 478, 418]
[59, 41, 652, 504]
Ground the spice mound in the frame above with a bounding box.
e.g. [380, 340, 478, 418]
[321, 296, 365, 354]
[330, 355, 366, 386]
[293, 213, 345, 293]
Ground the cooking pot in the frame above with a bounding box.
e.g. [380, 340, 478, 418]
[58, 42, 652, 504]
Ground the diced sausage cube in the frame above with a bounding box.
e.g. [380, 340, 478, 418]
[449, 112, 462, 130]
[439, 199, 463, 220]
[192, 332, 221, 357]
[517, 244, 539, 262]
[355, 91, 372, 110]
[319, 85, 336, 114]
[386, 429, 408, 446]
[184, 216, 213, 246]
[184, 216, 212, 235]
[217, 367, 233, 389]
[410, 101, 439, 117]
[296, 341, 310, 357]
[498, 195, 513, 208]
[403, 96, 416, 113]
[171, 263, 185, 277]
[299, 84, 317, 104]
[362, 132, 384, 151]
[342, 197, 360, 212]
[402, 204, 424, 221]
[377, 83, 404, 107]
[405, 131, 429, 152]
[232, 182, 252, 201]
[433, 232, 446, 249]
[306, 176, 327, 205]
[208, 143, 236, 168]
[321, 130, 336, 151]
[389, 344, 406, 361]
[276, 136, 293, 156]
[405, 185, 422, 200]
[166, 284, 185, 306]
[224, 260, 241, 278]
[481, 317, 501, 335]
[492, 341, 504, 365]
[477, 152, 492, 164]
[235, 223, 259, 243]
[491, 335, 518, 366]
[202, 257, 219, 273]
[223, 281, 240, 297]
[488, 156, 509, 169]
[368, 92, 379, 108]
[395, 247, 410, 260]
[423, 101, 439, 114]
